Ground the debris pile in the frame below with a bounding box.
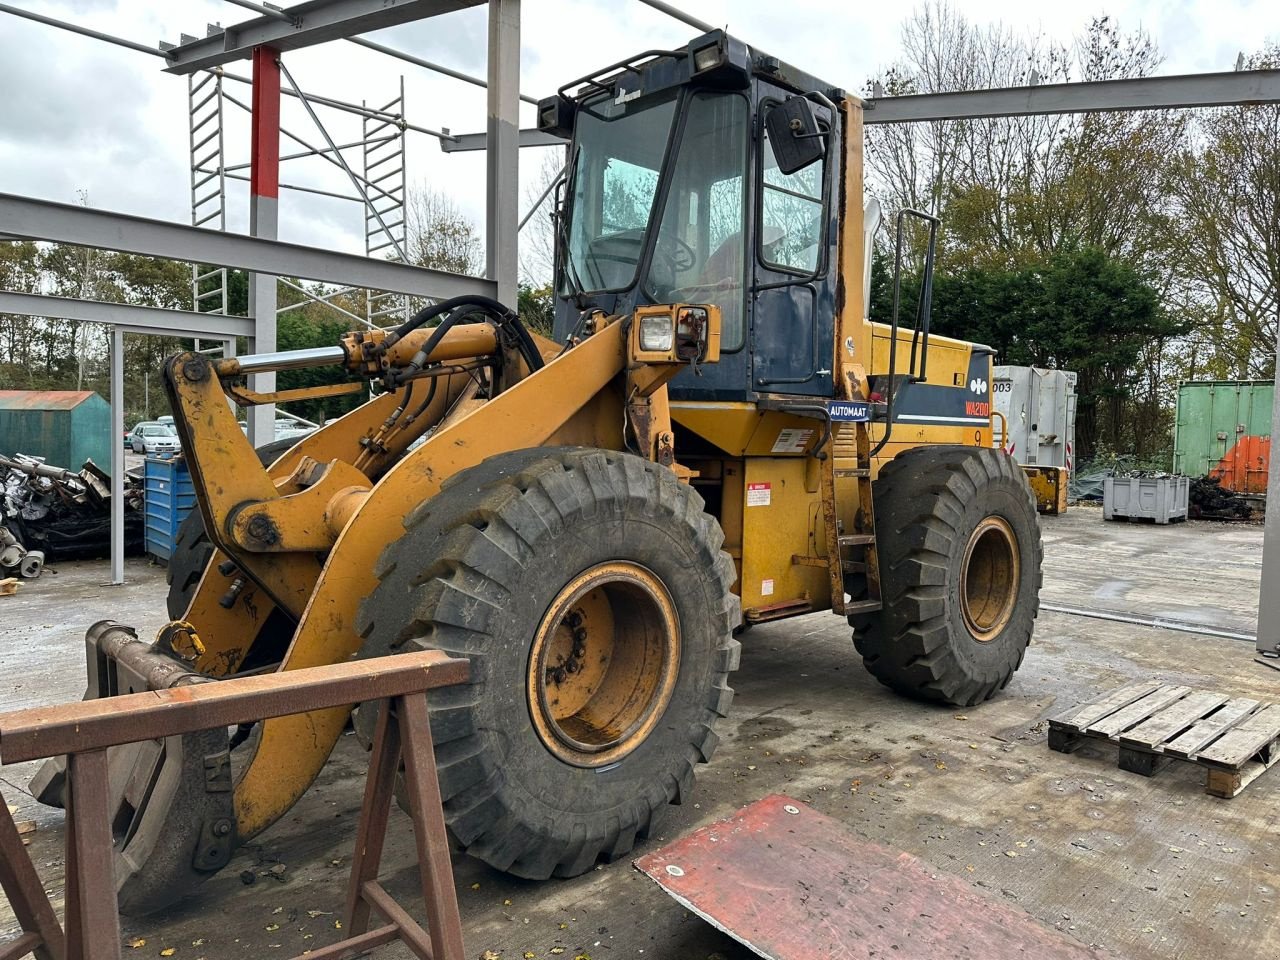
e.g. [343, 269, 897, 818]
[1189, 474, 1254, 521]
[0, 453, 144, 570]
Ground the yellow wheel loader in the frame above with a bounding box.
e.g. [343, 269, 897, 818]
[35, 30, 1042, 914]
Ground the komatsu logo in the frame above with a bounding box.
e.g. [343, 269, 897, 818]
[969, 378, 988, 395]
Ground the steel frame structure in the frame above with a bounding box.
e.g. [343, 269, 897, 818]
[3, 0, 1280, 654]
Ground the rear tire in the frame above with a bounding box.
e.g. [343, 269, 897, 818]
[355, 447, 740, 879]
[853, 446, 1041, 706]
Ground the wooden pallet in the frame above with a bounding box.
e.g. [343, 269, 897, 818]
[1048, 681, 1280, 797]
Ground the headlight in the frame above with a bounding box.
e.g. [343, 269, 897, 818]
[639, 313, 674, 353]
[692, 42, 723, 74]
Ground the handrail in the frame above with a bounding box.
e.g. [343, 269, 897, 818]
[0, 650, 468, 765]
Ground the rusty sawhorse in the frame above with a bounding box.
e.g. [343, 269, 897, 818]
[0, 648, 470, 960]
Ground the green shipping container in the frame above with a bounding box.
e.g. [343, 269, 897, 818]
[0, 390, 113, 472]
[1172, 380, 1272, 494]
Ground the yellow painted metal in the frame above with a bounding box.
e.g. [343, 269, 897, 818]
[1023, 465, 1069, 515]
[834, 97, 869, 400]
[526, 561, 681, 768]
[738, 457, 830, 616]
[231, 320, 636, 839]
[228, 459, 371, 553]
[669, 402, 826, 458]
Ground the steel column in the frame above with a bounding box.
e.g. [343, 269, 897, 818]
[1258, 341, 1280, 657]
[486, 0, 520, 307]
[110, 327, 124, 586]
[247, 46, 281, 446]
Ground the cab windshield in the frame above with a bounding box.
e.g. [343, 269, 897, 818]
[563, 89, 751, 348]
[563, 90, 678, 294]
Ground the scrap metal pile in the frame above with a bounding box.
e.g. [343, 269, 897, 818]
[0, 454, 143, 574]
[1189, 474, 1255, 520]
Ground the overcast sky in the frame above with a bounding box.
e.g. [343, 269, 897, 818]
[1, 0, 1277, 270]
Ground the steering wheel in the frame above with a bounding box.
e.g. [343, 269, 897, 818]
[656, 233, 697, 274]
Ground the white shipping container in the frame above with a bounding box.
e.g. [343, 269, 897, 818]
[993, 366, 1078, 474]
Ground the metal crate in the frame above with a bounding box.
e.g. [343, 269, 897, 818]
[1103, 475, 1189, 524]
[143, 457, 196, 561]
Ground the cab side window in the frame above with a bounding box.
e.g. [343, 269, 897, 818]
[760, 106, 826, 274]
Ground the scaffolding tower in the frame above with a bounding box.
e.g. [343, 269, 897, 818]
[363, 77, 411, 327]
[188, 70, 229, 352]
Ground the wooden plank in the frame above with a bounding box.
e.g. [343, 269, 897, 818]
[1197, 703, 1280, 768]
[0, 578, 19, 597]
[1118, 691, 1230, 752]
[636, 794, 1114, 960]
[0, 650, 470, 764]
[1164, 698, 1261, 759]
[1086, 685, 1192, 738]
[1051, 681, 1163, 732]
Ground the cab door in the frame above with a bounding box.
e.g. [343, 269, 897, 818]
[750, 86, 836, 398]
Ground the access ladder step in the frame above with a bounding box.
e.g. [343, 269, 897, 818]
[834, 468, 871, 478]
[838, 534, 876, 547]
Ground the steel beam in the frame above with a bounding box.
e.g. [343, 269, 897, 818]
[0, 194, 496, 300]
[163, 0, 486, 74]
[0, 291, 253, 338]
[486, 0, 520, 307]
[440, 127, 564, 153]
[864, 69, 1280, 123]
[1259, 329, 1280, 657]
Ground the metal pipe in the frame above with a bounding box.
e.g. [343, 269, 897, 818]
[0, 2, 169, 58]
[221, 68, 457, 141]
[349, 37, 541, 106]
[221, 345, 347, 376]
[518, 164, 565, 232]
[635, 0, 714, 33]
[1040, 603, 1256, 644]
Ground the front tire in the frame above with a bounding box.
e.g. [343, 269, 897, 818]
[853, 446, 1042, 706]
[355, 447, 740, 879]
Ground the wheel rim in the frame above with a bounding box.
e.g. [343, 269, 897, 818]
[960, 516, 1020, 642]
[528, 561, 681, 768]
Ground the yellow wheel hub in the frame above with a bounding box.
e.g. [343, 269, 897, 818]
[960, 516, 1020, 643]
[528, 562, 680, 768]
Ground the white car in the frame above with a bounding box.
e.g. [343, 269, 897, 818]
[129, 421, 181, 456]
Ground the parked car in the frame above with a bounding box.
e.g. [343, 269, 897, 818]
[129, 421, 181, 456]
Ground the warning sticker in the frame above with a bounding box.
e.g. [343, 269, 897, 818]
[761, 578, 775, 597]
[746, 482, 771, 507]
[771, 428, 813, 454]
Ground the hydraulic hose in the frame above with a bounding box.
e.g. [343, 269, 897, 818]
[383, 294, 544, 383]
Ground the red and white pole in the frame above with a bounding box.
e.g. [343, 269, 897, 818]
[246, 46, 280, 446]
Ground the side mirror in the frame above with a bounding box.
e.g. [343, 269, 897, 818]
[765, 96, 825, 176]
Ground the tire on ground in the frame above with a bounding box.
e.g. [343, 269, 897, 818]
[852, 445, 1042, 707]
[355, 446, 741, 879]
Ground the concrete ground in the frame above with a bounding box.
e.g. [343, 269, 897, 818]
[2, 504, 1278, 959]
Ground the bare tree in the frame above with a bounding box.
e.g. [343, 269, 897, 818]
[519, 150, 566, 288]
[1168, 45, 1280, 378]
[405, 185, 484, 276]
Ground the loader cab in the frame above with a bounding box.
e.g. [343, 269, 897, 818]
[545, 31, 841, 401]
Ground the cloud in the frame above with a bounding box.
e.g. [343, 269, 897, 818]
[0, 0, 1276, 274]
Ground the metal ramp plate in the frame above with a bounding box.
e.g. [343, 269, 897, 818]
[635, 794, 1111, 960]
